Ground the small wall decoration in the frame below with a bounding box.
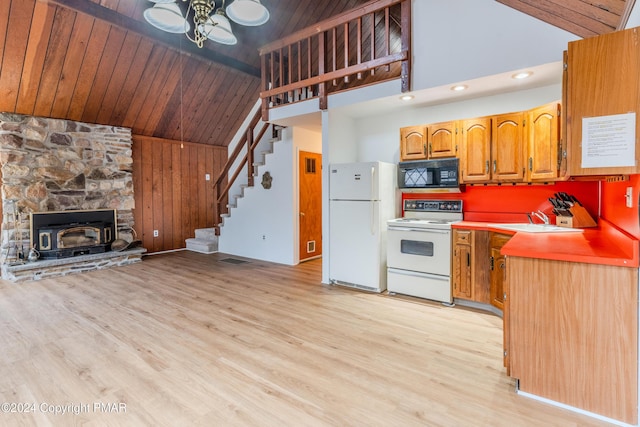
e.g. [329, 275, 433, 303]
[261, 171, 273, 189]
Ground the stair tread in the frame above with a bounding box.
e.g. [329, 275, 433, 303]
[186, 237, 217, 243]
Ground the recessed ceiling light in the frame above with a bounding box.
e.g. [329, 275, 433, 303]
[451, 84, 468, 92]
[512, 71, 533, 80]
[400, 94, 414, 101]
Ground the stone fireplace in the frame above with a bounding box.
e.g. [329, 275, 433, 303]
[0, 113, 144, 281]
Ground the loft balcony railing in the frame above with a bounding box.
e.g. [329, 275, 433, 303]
[258, 0, 412, 121]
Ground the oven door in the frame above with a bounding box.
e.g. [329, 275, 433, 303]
[386, 226, 451, 276]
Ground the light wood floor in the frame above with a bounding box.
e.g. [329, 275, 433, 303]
[0, 251, 611, 426]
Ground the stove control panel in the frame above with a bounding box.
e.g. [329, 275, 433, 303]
[403, 199, 463, 213]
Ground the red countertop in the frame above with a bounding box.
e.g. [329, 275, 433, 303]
[453, 219, 640, 268]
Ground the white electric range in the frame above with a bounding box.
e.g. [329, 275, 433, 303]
[386, 199, 463, 303]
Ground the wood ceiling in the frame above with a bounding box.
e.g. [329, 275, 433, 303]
[497, 0, 635, 38]
[0, 0, 635, 147]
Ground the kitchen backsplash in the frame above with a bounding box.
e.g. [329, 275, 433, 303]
[402, 181, 599, 225]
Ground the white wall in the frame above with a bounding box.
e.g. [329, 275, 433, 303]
[218, 126, 322, 265]
[412, 0, 578, 91]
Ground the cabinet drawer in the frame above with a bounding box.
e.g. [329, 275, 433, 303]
[453, 229, 472, 245]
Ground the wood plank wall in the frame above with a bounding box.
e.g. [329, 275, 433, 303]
[132, 135, 227, 253]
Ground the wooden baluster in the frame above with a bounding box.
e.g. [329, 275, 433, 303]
[279, 47, 285, 103]
[343, 22, 349, 83]
[288, 44, 293, 101]
[385, 7, 390, 72]
[370, 12, 375, 76]
[270, 49, 275, 89]
[319, 32, 327, 110]
[307, 37, 312, 96]
[331, 27, 338, 86]
[261, 53, 269, 121]
[357, 16, 362, 80]
[297, 40, 302, 100]
[246, 127, 254, 187]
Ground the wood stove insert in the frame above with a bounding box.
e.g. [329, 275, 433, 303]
[30, 209, 117, 259]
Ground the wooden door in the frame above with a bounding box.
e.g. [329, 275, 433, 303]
[492, 113, 525, 182]
[527, 102, 560, 181]
[400, 126, 427, 160]
[460, 118, 491, 183]
[299, 151, 322, 261]
[428, 121, 457, 158]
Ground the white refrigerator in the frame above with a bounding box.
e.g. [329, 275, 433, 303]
[329, 161, 397, 292]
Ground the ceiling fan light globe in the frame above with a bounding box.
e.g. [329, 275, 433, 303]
[143, 3, 190, 33]
[227, 0, 270, 26]
[201, 13, 238, 45]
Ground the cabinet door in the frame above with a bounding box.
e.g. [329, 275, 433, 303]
[400, 126, 427, 161]
[452, 243, 472, 299]
[489, 233, 511, 311]
[460, 118, 491, 183]
[567, 27, 640, 176]
[428, 121, 457, 158]
[490, 247, 506, 310]
[527, 102, 560, 181]
[492, 113, 525, 182]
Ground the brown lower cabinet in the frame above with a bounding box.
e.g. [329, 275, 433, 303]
[506, 256, 638, 425]
[452, 229, 489, 302]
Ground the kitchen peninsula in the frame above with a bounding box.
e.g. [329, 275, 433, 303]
[452, 219, 639, 425]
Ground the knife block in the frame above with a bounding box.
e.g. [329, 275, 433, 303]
[555, 205, 597, 228]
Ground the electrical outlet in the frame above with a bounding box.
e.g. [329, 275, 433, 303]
[625, 187, 633, 208]
[205, 173, 210, 181]
[262, 235, 266, 240]
[153, 230, 159, 237]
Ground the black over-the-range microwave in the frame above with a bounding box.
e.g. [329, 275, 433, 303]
[397, 158, 460, 191]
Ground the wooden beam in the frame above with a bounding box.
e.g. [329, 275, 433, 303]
[618, 0, 637, 30]
[44, 0, 261, 77]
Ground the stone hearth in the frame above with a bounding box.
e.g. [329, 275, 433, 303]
[0, 112, 142, 281]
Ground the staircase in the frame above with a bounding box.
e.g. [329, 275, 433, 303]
[185, 110, 282, 254]
[185, 228, 218, 254]
[220, 133, 278, 223]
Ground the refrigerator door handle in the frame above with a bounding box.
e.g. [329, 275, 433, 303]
[370, 166, 375, 234]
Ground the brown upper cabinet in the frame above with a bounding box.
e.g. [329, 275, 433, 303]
[429, 121, 458, 158]
[401, 101, 563, 183]
[492, 113, 526, 183]
[459, 118, 492, 183]
[400, 122, 457, 161]
[399, 126, 427, 160]
[566, 26, 640, 176]
[527, 102, 561, 181]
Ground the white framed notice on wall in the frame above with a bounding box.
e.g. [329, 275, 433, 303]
[581, 112, 636, 168]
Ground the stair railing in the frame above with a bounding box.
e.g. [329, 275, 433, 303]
[259, 0, 411, 121]
[213, 107, 270, 229]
